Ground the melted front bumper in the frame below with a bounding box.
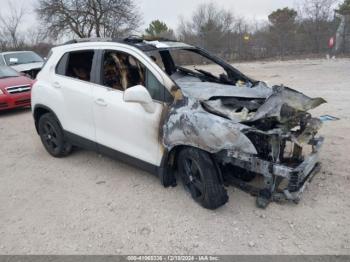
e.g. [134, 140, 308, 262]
[220, 137, 324, 204]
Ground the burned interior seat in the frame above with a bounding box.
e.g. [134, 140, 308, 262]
[103, 54, 123, 91]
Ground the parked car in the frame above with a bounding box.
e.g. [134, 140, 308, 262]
[0, 51, 44, 79]
[31, 37, 325, 210]
[0, 66, 33, 111]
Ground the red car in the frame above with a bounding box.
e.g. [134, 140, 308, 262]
[0, 66, 33, 111]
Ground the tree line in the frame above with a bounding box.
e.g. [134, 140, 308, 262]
[0, 0, 349, 60]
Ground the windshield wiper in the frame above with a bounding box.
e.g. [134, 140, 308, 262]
[176, 66, 200, 77]
[194, 68, 220, 81]
[177, 66, 228, 84]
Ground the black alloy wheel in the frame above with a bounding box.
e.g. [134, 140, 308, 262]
[38, 113, 72, 157]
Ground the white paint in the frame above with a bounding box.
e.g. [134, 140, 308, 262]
[32, 41, 170, 166]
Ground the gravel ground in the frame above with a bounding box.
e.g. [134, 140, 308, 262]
[0, 58, 349, 255]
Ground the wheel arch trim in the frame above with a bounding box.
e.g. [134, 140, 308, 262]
[159, 144, 224, 187]
[33, 104, 63, 134]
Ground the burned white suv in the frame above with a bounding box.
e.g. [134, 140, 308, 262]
[32, 37, 325, 209]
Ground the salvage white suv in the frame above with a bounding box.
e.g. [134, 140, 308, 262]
[32, 37, 325, 209]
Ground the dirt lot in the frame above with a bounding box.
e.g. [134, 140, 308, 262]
[0, 58, 350, 255]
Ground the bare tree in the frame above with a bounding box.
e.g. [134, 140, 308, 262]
[25, 26, 51, 47]
[231, 17, 252, 60]
[178, 2, 235, 52]
[36, 0, 142, 39]
[0, 1, 26, 50]
[299, 0, 337, 53]
[176, 1, 350, 61]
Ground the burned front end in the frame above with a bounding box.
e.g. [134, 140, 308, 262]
[164, 82, 326, 208]
[217, 121, 324, 208]
[206, 85, 325, 207]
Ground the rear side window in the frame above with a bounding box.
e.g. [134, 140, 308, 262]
[55, 53, 69, 75]
[55, 50, 94, 82]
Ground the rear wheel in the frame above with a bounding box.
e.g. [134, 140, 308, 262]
[38, 113, 72, 157]
[177, 147, 228, 210]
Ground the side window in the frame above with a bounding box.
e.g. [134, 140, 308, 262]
[55, 53, 69, 75]
[147, 51, 166, 71]
[145, 69, 163, 101]
[102, 50, 145, 91]
[145, 69, 172, 102]
[102, 50, 173, 102]
[56, 50, 94, 82]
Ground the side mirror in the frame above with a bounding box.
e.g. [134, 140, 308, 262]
[123, 85, 156, 113]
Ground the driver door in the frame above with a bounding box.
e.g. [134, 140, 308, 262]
[92, 48, 168, 168]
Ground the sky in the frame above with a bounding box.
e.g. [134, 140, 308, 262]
[137, 0, 302, 30]
[1, 0, 342, 33]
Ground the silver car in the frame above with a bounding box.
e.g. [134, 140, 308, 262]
[0, 51, 44, 79]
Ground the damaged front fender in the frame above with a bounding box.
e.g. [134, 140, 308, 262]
[163, 98, 258, 155]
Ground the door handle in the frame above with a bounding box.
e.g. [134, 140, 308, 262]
[53, 82, 61, 89]
[95, 98, 108, 107]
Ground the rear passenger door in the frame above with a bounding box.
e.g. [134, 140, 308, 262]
[92, 48, 172, 167]
[54, 49, 97, 143]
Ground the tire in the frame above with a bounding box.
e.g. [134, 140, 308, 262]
[177, 147, 228, 210]
[222, 164, 257, 182]
[38, 113, 72, 157]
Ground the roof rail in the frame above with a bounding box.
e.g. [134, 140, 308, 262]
[59, 36, 180, 49]
[123, 35, 144, 43]
[124, 35, 178, 43]
[62, 37, 113, 45]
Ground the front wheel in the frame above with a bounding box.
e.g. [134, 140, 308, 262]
[38, 113, 72, 157]
[177, 147, 228, 210]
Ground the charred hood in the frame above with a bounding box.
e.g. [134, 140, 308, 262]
[163, 78, 326, 156]
[174, 77, 326, 129]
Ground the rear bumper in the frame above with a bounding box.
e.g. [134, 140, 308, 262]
[0, 93, 31, 111]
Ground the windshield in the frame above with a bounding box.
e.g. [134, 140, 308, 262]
[0, 66, 20, 78]
[4, 52, 43, 66]
[147, 48, 227, 78]
[170, 49, 227, 78]
[146, 48, 252, 87]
